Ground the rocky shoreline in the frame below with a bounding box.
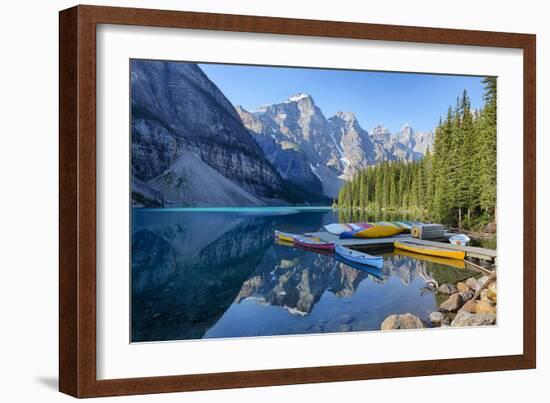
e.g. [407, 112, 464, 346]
[381, 272, 497, 330]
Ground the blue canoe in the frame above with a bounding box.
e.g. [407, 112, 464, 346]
[335, 244, 384, 269]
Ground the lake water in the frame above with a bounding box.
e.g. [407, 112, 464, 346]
[131, 207, 477, 342]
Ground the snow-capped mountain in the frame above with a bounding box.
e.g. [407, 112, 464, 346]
[236, 94, 347, 198]
[238, 94, 384, 196]
[328, 111, 377, 180]
[394, 123, 435, 154]
[236, 105, 325, 202]
[369, 123, 429, 162]
[370, 124, 392, 143]
[238, 95, 433, 197]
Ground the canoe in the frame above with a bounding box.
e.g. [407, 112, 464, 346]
[275, 238, 295, 248]
[294, 236, 335, 251]
[293, 242, 335, 257]
[394, 249, 466, 269]
[394, 221, 422, 231]
[394, 241, 466, 260]
[276, 238, 334, 256]
[275, 230, 300, 243]
[449, 234, 471, 246]
[376, 221, 402, 228]
[351, 224, 403, 239]
[335, 244, 384, 269]
[330, 221, 423, 239]
[324, 222, 372, 235]
[339, 229, 362, 239]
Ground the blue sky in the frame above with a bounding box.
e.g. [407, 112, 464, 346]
[198, 63, 487, 133]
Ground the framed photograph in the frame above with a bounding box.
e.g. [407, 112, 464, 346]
[59, 5, 536, 397]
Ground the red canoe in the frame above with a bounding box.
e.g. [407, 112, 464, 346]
[294, 236, 335, 251]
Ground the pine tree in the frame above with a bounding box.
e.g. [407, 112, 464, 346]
[336, 78, 496, 229]
[479, 77, 497, 220]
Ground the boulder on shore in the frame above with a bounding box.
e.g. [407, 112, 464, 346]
[457, 282, 471, 293]
[381, 313, 425, 330]
[460, 299, 478, 313]
[475, 299, 496, 314]
[451, 311, 496, 327]
[458, 290, 474, 302]
[480, 289, 494, 302]
[440, 293, 463, 312]
[466, 277, 481, 292]
[438, 284, 458, 294]
[487, 283, 498, 303]
[429, 311, 450, 326]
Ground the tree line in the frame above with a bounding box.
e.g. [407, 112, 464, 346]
[335, 77, 497, 230]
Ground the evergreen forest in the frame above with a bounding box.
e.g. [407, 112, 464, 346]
[335, 77, 497, 230]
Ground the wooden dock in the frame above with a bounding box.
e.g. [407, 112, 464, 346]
[306, 231, 497, 263]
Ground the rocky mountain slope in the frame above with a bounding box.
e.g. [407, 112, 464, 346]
[394, 123, 435, 155]
[131, 60, 301, 207]
[370, 123, 426, 162]
[235, 105, 325, 202]
[237, 94, 346, 197]
[238, 94, 434, 198]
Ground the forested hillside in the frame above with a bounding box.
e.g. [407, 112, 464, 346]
[336, 77, 497, 230]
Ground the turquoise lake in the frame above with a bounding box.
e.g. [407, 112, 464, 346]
[131, 207, 477, 342]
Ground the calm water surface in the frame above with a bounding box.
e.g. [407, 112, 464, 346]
[131, 207, 476, 342]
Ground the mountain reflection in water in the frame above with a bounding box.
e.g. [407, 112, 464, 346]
[131, 208, 477, 342]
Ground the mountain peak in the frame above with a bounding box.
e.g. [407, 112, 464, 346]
[372, 124, 390, 133]
[333, 111, 356, 122]
[285, 93, 312, 103]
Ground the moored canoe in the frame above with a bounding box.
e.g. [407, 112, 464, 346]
[293, 242, 335, 257]
[394, 249, 466, 269]
[275, 238, 295, 248]
[276, 238, 333, 256]
[351, 224, 403, 239]
[324, 222, 372, 235]
[275, 230, 300, 243]
[394, 241, 466, 260]
[335, 244, 383, 269]
[294, 236, 335, 251]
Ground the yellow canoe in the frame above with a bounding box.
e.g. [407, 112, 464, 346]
[394, 249, 466, 269]
[394, 241, 466, 260]
[275, 230, 297, 242]
[354, 225, 403, 238]
[275, 230, 320, 243]
[275, 239, 295, 248]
